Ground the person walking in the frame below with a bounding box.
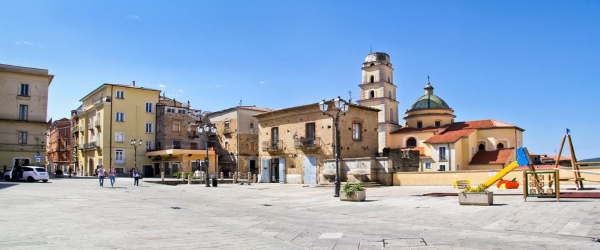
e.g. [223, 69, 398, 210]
[108, 166, 116, 188]
[96, 165, 105, 187]
[132, 167, 140, 186]
[68, 167, 73, 178]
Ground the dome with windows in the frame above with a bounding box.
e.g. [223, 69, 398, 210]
[408, 82, 451, 111]
[364, 52, 390, 63]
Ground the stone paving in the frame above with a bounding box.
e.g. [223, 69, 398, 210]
[1, 177, 600, 249]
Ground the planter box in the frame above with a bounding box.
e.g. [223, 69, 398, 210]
[340, 190, 366, 201]
[458, 192, 493, 206]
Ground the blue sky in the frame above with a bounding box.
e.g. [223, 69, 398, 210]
[2, 0, 599, 159]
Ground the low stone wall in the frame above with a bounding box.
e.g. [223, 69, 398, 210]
[393, 167, 600, 186]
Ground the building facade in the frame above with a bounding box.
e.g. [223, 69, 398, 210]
[0, 64, 53, 170]
[47, 118, 71, 173]
[146, 96, 217, 177]
[255, 102, 379, 184]
[72, 82, 160, 176]
[207, 106, 272, 176]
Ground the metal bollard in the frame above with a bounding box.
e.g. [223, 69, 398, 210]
[188, 173, 192, 185]
[161, 172, 165, 181]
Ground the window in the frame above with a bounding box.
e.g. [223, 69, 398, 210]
[145, 123, 153, 133]
[406, 138, 417, 147]
[417, 121, 423, 128]
[388, 90, 392, 99]
[172, 140, 181, 149]
[389, 108, 394, 123]
[18, 131, 27, 144]
[306, 123, 316, 144]
[249, 140, 256, 151]
[388, 76, 391, 83]
[172, 122, 180, 132]
[439, 147, 447, 161]
[177, 109, 186, 114]
[115, 132, 124, 142]
[369, 90, 375, 98]
[115, 149, 124, 164]
[115, 112, 124, 122]
[352, 123, 361, 140]
[145, 102, 153, 113]
[20, 83, 29, 96]
[271, 127, 279, 147]
[190, 142, 198, 150]
[370, 75, 374, 83]
[167, 108, 175, 113]
[116, 90, 124, 99]
[425, 162, 431, 169]
[249, 121, 255, 130]
[497, 143, 505, 149]
[438, 165, 446, 171]
[19, 104, 28, 120]
[478, 143, 485, 151]
[435, 120, 441, 127]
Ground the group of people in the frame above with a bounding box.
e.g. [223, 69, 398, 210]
[95, 165, 141, 187]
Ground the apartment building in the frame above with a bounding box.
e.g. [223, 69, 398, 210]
[0, 64, 53, 169]
[146, 96, 217, 177]
[255, 102, 379, 184]
[47, 118, 71, 173]
[207, 106, 272, 176]
[72, 82, 160, 176]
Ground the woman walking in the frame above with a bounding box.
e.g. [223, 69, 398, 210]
[109, 166, 116, 188]
[133, 167, 140, 186]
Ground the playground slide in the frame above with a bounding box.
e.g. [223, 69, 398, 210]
[480, 161, 519, 189]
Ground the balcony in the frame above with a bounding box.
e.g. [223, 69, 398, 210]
[94, 120, 101, 128]
[93, 96, 111, 107]
[83, 141, 98, 149]
[439, 155, 447, 162]
[72, 125, 79, 133]
[294, 137, 321, 150]
[262, 140, 284, 152]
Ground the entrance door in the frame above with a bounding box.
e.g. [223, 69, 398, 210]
[249, 160, 257, 175]
[303, 156, 317, 184]
[270, 158, 279, 183]
[278, 157, 285, 184]
[153, 163, 160, 175]
[260, 158, 270, 183]
[143, 165, 153, 178]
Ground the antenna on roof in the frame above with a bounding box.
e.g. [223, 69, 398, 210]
[427, 75, 430, 83]
[348, 91, 352, 103]
[370, 45, 372, 53]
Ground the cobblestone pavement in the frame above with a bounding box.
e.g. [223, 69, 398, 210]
[1, 178, 600, 249]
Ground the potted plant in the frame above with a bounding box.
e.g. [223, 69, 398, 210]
[458, 184, 493, 205]
[340, 182, 366, 201]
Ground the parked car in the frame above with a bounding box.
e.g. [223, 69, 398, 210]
[3, 166, 49, 182]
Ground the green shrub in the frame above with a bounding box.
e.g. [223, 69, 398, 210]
[342, 182, 365, 197]
[173, 172, 180, 178]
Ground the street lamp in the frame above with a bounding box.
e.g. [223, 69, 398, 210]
[319, 96, 349, 197]
[130, 138, 142, 171]
[198, 124, 217, 187]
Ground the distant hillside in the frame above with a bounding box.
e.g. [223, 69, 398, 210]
[580, 158, 600, 166]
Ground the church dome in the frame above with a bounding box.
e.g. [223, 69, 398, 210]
[408, 82, 451, 111]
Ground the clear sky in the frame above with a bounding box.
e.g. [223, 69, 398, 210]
[2, 0, 599, 159]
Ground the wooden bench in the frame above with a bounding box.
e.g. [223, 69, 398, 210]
[453, 179, 471, 189]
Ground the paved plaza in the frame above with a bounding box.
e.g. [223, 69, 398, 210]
[1, 177, 600, 250]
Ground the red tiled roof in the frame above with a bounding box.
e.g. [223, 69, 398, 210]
[422, 119, 521, 144]
[424, 129, 476, 144]
[469, 148, 514, 165]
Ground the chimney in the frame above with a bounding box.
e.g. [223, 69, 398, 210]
[132, 81, 136, 87]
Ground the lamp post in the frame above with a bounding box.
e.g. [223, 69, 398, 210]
[198, 124, 217, 187]
[130, 138, 142, 171]
[319, 96, 349, 197]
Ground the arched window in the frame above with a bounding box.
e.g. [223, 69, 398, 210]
[369, 90, 375, 98]
[417, 121, 423, 128]
[387, 76, 391, 83]
[497, 143, 504, 149]
[370, 75, 375, 83]
[388, 90, 392, 99]
[389, 108, 394, 123]
[478, 143, 485, 151]
[406, 137, 417, 147]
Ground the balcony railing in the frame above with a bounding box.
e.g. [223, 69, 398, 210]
[439, 155, 447, 162]
[83, 141, 98, 149]
[294, 137, 321, 150]
[262, 140, 284, 152]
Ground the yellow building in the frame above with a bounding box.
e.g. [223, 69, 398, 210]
[0, 64, 53, 169]
[388, 81, 524, 171]
[73, 82, 160, 176]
